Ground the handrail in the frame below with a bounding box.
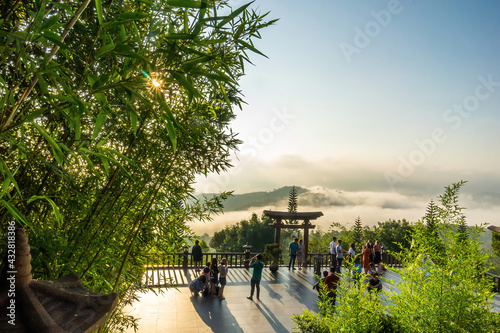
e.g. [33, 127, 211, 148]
[485, 272, 500, 292]
[143, 251, 499, 293]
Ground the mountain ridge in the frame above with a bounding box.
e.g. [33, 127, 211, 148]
[195, 186, 307, 212]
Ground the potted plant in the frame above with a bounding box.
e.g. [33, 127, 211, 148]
[263, 243, 282, 272]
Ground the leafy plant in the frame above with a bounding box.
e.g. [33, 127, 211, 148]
[0, 0, 276, 330]
[294, 181, 500, 333]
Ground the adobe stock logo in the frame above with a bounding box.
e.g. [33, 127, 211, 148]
[385, 74, 500, 190]
[339, 0, 410, 64]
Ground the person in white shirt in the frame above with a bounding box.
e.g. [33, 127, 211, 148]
[336, 240, 348, 273]
[329, 237, 337, 271]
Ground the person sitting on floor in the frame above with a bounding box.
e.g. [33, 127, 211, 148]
[367, 263, 377, 275]
[367, 273, 382, 293]
[189, 275, 206, 295]
[313, 270, 329, 301]
[377, 263, 387, 276]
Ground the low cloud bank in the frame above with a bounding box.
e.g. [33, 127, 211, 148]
[189, 185, 499, 236]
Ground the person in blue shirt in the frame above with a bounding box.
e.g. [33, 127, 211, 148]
[288, 238, 299, 270]
[247, 254, 264, 300]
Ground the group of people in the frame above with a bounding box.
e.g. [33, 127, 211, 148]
[313, 237, 386, 305]
[189, 240, 228, 300]
[328, 237, 356, 274]
[288, 238, 306, 270]
[189, 240, 265, 301]
[189, 237, 386, 305]
[189, 256, 228, 300]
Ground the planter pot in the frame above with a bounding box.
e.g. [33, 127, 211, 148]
[269, 263, 279, 272]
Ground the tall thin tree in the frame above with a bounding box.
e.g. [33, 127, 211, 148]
[287, 186, 298, 224]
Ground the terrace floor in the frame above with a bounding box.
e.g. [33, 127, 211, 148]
[124, 267, 500, 333]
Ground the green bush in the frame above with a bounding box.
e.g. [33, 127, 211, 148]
[294, 182, 499, 333]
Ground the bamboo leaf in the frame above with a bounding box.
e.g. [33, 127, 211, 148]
[0, 162, 20, 199]
[95, 43, 116, 58]
[34, 0, 48, 34]
[1, 178, 11, 200]
[165, 119, 177, 151]
[95, 0, 104, 25]
[41, 12, 60, 30]
[171, 72, 202, 99]
[37, 73, 49, 95]
[167, 0, 203, 8]
[32, 123, 64, 164]
[43, 31, 69, 50]
[93, 112, 107, 140]
[117, 12, 150, 21]
[156, 93, 178, 150]
[27, 195, 63, 226]
[0, 200, 34, 232]
[235, 38, 268, 58]
[190, 68, 232, 83]
[163, 33, 194, 40]
[217, 1, 254, 28]
[79, 149, 96, 173]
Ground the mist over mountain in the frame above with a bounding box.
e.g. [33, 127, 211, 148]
[190, 185, 500, 236]
[194, 186, 307, 212]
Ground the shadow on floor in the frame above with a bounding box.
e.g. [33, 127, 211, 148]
[190, 294, 243, 332]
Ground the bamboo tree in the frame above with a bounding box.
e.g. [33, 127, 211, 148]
[0, 1, 276, 330]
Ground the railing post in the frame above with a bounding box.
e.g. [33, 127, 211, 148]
[314, 254, 323, 276]
[182, 245, 189, 270]
[244, 244, 252, 269]
[381, 246, 387, 265]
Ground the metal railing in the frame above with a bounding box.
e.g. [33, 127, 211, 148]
[143, 251, 499, 293]
[146, 250, 402, 269]
[145, 252, 256, 269]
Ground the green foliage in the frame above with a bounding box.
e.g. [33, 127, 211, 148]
[293, 309, 330, 333]
[425, 199, 438, 232]
[263, 242, 281, 264]
[294, 182, 499, 333]
[0, 0, 275, 330]
[389, 181, 498, 332]
[352, 216, 363, 248]
[492, 230, 500, 257]
[376, 219, 412, 253]
[294, 260, 388, 333]
[198, 239, 210, 253]
[209, 213, 274, 252]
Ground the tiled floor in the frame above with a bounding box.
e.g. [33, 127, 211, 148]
[125, 267, 320, 332]
[124, 267, 500, 332]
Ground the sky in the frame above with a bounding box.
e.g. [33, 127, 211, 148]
[192, 0, 500, 235]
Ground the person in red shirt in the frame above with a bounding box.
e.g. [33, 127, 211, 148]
[324, 267, 340, 305]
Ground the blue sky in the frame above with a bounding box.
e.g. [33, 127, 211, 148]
[192, 0, 500, 233]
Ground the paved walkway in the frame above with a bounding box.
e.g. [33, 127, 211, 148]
[125, 267, 500, 333]
[125, 267, 320, 333]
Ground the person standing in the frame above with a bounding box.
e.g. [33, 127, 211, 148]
[329, 237, 337, 271]
[297, 239, 305, 270]
[348, 243, 356, 261]
[362, 243, 371, 274]
[373, 240, 382, 265]
[324, 266, 340, 306]
[209, 257, 219, 298]
[247, 254, 264, 301]
[218, 258, 228, 300]
[336, 240, 347, 273]
[192, 240, 203, 272]
[368, 240, 374, 264]
[288, 238, 299, 270]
